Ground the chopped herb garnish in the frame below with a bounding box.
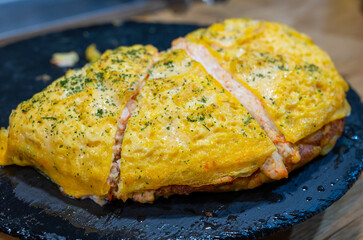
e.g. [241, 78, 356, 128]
[202, 124, 210, 131]
[186, 116, 197, 122]
[41, 117, 57, 120]
[244, 117, 253, 124]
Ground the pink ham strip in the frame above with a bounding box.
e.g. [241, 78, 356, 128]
[107, 75, 149, 201]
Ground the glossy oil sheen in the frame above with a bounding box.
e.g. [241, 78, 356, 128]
[0, 22, 362, 240]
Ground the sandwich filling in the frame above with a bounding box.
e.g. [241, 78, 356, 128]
[0, 45, 158, 198]
[0, 19, 351, 204]
[114, 49, 276, 202]
[172, 18, 351, 180]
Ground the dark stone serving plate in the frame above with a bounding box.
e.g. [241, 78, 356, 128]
[0, 22, 362, 240]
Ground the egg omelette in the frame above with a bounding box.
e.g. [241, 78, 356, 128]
[173, 18, 350, 180]
[0, 19, 350, 203]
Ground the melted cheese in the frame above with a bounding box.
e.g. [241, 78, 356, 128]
[3, 45, 158, 197]
[186, 18, 350, 143]
[117, 49, 275, 198]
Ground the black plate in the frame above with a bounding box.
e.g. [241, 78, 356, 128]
[0, 22, 362, 240]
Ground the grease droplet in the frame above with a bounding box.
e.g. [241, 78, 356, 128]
[273, 214, 287, 221]
[267, 193, 283, 203]
[306, 197, 312, 201]
[317, 186, 325, 192]
[203, 222, 220, 230]
[258, 219, 266, 223]
[344, 127, 359, 141]
[137, 216, 146, 222]
[302, 186, 308, 191]
[330, 182, 335, 187]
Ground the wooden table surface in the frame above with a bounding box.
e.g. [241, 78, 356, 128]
[0, 0, 362, 239]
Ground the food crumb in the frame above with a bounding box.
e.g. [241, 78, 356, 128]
[85, 44, 101, 62]
[51, 51, 79, 67]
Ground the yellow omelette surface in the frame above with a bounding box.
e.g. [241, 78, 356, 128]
[186, 18, 350, 143]
[0, 45, 158, 197]
[118, 49, 276, 196]
[0, 128, 8, 163]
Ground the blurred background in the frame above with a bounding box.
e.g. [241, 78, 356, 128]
[1, 0, 361, 45]
[0, 0, 362, 239]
